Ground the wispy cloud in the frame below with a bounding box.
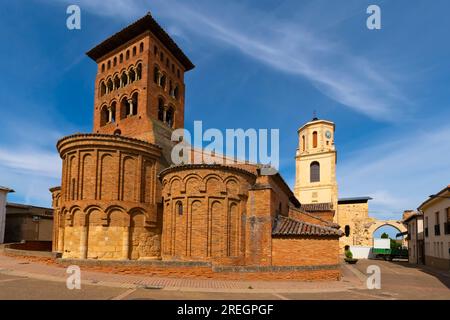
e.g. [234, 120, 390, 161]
[52, 0, 411, 121]
[338, 124, 450, 220]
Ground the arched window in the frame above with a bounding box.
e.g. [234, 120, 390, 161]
[154, 66, 160, 84]
[101, 64, 105, 73]
[114, 75, 120, 89]
[132, 46, 137, 56]
[345, 225, 350, 237]
[174, 86, 179, 100]
[129, 68, 136, 83]
[158, 98, 165, 121]
[100, 81, 106, 96]
[119, 54, 123, 63]
[126, 50, 130, 60]
[139, 42, 144, 53]
[113, 57, 117, 67]
[177, 201, 183, 216]
[310, 161, 320, 183]
[131, 92, 138, 116]
[107, 60, 111, 69]
[110, 102, 116, 123]
[169, 80, 174, 97]
[136, 63, 142, 80]
[160, 52, 164, 62]
[166, 106, 174, 127]
[166, 58, 169, 67]
[121, 72, 128, 87]
[313, 131, 318, 148]
[154, 45, 158, 55]
[160, 74, 166, 89]
[107, 79, 113, 93]
[120, 97, 130, 119]
[100, 105, 108, 126]
[302, 135, 305, 151]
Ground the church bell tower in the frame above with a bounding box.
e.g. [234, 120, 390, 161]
[86, 13, 195, 165]
[294, 117, 338, 211]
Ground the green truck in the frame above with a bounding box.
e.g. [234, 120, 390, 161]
[372, 238, 408, 261]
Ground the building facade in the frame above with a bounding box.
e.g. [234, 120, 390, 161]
[49, 12, 343, 280]
[419, 185, 450, 270]
[402, 211, 424, 265]
[4, 203, 53, 243]
[293, 118, 406, 252]
[0, 186, 14, 244]
[294, 118, 338, 209]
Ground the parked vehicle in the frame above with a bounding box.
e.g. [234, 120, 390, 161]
[372, 238, 408, 261]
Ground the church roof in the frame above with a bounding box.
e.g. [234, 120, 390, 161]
[272, 216, 343, 237]
[299, 202, 333, 212]
[86, 12, 195, 71]
[338, 197, 372, 204]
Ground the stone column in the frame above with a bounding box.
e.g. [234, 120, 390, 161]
[108, 108, 113, 123]
[57, 215, 65, 253]
[128, 99, 134, 116]
[122, 226, 130, 260]
[79, 224, 88, 259]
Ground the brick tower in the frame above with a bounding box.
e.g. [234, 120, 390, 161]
[87, 13, 195, 165]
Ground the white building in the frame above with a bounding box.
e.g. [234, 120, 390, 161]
[402, 211, 424, 264]
[0, 186, 14, 244]
[419, 185, 450, 271]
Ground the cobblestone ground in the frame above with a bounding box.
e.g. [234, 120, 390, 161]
[0, 253, 449, 300]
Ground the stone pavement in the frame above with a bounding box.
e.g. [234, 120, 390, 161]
[0, 253, 363, 293]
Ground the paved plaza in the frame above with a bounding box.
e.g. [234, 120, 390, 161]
[0, 253, 449, 300]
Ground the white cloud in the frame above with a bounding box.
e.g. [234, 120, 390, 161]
[338, 124, 450, 220]
[51, 0, 411, 121]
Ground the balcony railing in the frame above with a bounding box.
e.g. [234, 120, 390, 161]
[434, 224, 441, 236]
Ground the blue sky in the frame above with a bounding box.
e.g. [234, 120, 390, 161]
[1, 0, 449, 222]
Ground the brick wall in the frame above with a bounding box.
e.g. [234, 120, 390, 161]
[272, 236, 340, 266]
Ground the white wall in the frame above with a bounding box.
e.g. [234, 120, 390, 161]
[349, 246, 374, 259]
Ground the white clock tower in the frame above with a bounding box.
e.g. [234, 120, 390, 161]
[294, 117, 338, 212]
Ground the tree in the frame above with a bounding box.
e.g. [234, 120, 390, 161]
[381, 232, 389, 239]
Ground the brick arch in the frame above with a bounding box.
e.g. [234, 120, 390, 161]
[366, 220, 407, 239]
[210, 200, 225, 258]
[205, 174, 225, 193]
[190, 200, 205, 258]
[224, 177, 240, 196]
[169, 177, 182, 195]
[184, 174, 203, 194]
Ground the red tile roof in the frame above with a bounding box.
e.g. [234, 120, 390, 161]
[299, 202, 333, 212]
[272, 216, 343, 237]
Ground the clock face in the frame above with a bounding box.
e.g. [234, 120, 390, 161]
[325, 130, 332, 139]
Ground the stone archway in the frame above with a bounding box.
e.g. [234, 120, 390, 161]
[365, 220, 407, 246]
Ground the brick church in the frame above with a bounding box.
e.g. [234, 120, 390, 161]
[50, 13, 343, 280]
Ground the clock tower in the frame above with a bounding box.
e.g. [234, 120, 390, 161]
[294, 117, 338, 213]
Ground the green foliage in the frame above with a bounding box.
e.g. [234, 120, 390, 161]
[345, 249, 353, 259]
[390, 239, 402, 250]
[381, 232, 389, 239]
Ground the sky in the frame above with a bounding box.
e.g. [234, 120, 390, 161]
[0, 0, 449, 223]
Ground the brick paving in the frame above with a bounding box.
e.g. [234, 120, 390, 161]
[0, 253, 359, 292]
